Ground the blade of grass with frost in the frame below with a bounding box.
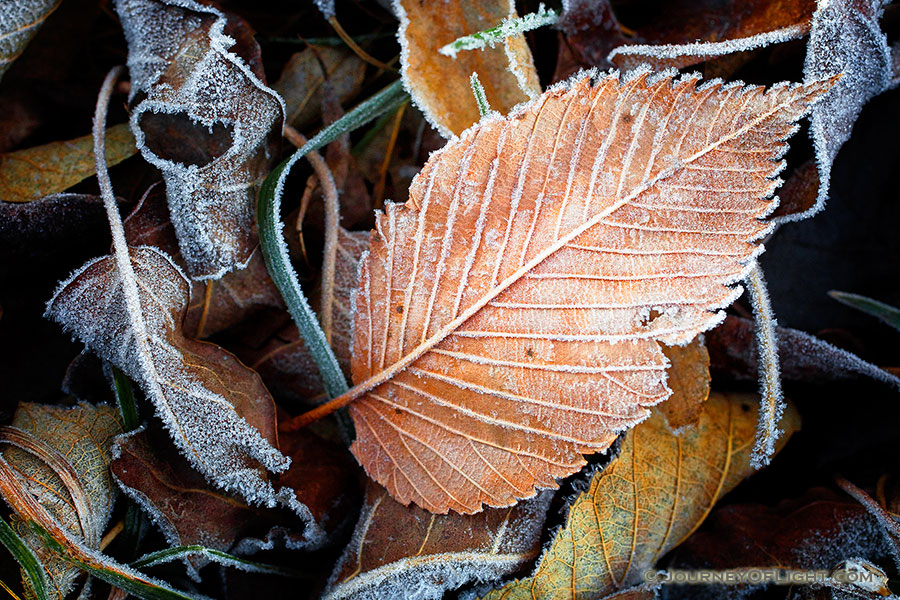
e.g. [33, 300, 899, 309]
[132, 546, 305, 578]
[0, 516, 48, 600]
[470, 72, 492, 117]
[438, 4, 557, 59]
[829, 291, 900, 331]
[257, 79, 408, 400]
[30, 525, 202, 600]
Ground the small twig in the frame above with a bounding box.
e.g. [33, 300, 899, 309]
[746, 263, 785, 468]
[284, 125, 340, 343]
[99, 521, 124, 551]
[373, 102, 407, 210]
[294, 175, 318, 272]
[328, 16, 395, 71]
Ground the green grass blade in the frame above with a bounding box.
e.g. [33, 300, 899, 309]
[112, 366, 139, 431]
[131, 545, 305, 578]
[0, 517, 48, 600]
[258, 79, 408, 400]
[829, 290, 900, 331]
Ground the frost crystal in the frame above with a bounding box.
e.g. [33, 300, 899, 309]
[115, 0, 285, 280]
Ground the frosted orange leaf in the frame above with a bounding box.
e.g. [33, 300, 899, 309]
[342, 70, 834, 514]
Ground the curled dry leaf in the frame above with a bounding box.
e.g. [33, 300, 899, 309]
[800, 0, 893, 221]
[341, 70, 834, 514]
[481, 392, 801, 599]
[116, 0, 284, 280]
[123, 186, 283, 339]
[0, 124, 137, 203]
[324, 482, 552, 600]
[0, 402, 122, 599]
[396, 0, 540, 137]
[45, 245, 290, 507]
[0, 0, 61, 81]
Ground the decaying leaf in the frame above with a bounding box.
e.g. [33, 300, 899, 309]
[707, 315, 900, 388]
[801, 0, 893, 221]
[324, 482, 552, 600]
[242, 227, 368, 402]
[396, 0, 540, 137]
[273, 46, 366, 131]
[116, 0, 284, 280]
[1, 402, 122, 599]
[0, 0, 61, 81]
[123, 186, 283, 339]
[606, 0, 815, 72]
[0, 124, 137, 203]
[45, 245, 290, 507]
[111, 427, 357, 580]
[481, 392, 801, 599]
[671, 488, 893, 598]
[342, 70, 833, 514]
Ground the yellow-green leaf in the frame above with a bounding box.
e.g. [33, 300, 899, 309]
[481, 392, 801, 599]
[0, 123, 136, 203]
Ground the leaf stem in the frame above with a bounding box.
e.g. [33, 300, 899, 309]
[257, 79, 408, 401]
[745, 263, 785, 468]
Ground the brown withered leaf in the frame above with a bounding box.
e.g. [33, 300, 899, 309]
[323, 481, 552, 600]
[1, 402, 123, 599]
[123, 186, 283, 339]
[46, 245, 290, 507]
[707, 315, 900, 388]
[0, 124, 137, 203]
[116, 0, 284, 280]
[672, 488, 893, 598]
[0, 0, 61, 81]
[396, 0, 540, 137]
[111, 427, 358, 579]
[273, 46, 366, 130]
[481, 392, 801, 599]
[658, 338, 710, 430]
[340, 71, 833, 514]
[243, 228, 368, 402]
[606, 0, 815, 72]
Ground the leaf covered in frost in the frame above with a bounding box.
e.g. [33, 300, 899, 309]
[115, 0, 285, 280]
[45, 245, 290, 507]
[1, 402, 122, 599]
[0, 124, 137, 203]
[324, 482, 552, 600]
[123, 186, 283, 339]
[0, 0, 61, 81]
[395, 0, 540, 137]
[481, 392, 801, 599]
[799, 0, 894, 221]
[339, 69, 834, 514]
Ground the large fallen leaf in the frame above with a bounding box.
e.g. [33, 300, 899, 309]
[116, 0, 284, 280]
[45, 245, 290, 507]
[481, 392, 801, 599]
[324, 481, 552, 600]
[0, 124, 137, 203]
[395, 0, 540, 137]
[338, 70, 833, 514]
[0, 0, 61, 81]
[1, 402, 122, 599]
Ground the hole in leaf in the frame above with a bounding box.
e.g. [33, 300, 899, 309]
[139, 111, 235, 167]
